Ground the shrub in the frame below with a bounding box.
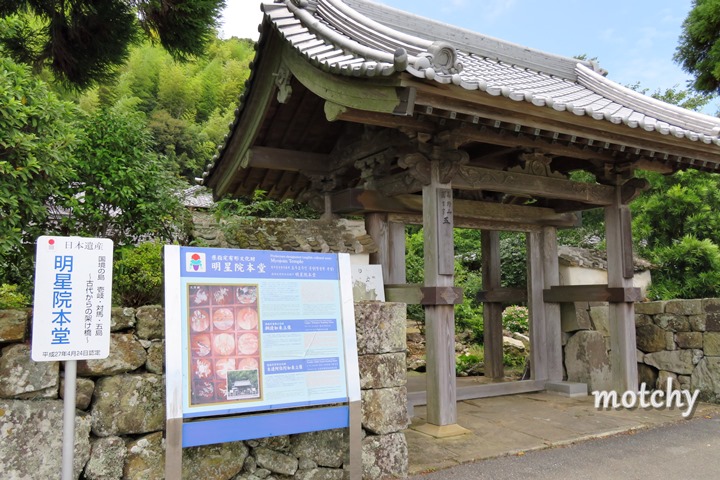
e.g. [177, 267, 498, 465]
[456, 353, 483, 376]
[503, 351, 527, 368]
[647, 235, 720, 300]
[0, 284, 29, 309]
[502, 305, 529, 334]
[113, 241, 164, 307]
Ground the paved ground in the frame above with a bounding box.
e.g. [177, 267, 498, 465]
[409, 413, 720, 479]
[405, 390, 720, 477]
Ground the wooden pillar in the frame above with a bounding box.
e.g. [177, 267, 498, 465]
[541, 226, 563, 382]
[481, 230, 504, 380]
[605, 186, 638, 392]
[423, 161, 456, 426]
[527, 232, 548, 380]
[366, 213, 406, 284]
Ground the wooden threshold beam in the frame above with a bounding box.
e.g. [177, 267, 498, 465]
[407, 380, 546, 412]
[543, 284, 643, 303]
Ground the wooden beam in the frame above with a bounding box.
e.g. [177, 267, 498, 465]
[388, 213, 544, 232]
[476, 288, 527, 304]
[423, 161, 457, 426]
[605, 187, 639, 392]
[528, 232, 548, 380]
[543, 285, 644, 303]
[408, 380, 546, 410]
[453, 165, 616, 205]
[245, 146, 330, 174]
[366, 214, 406, 284]
[384, 284, 423, 304]
[482, 230, 504, 380]
[420, 287, 464, 305]
[283, 44, 405, 115]
[208, 33, 285, 198]
[332, 128, 413, 171]
[373, 166, 618, 205]
[440, 126, 626, 164]
[542, 227, 564, 383]
[331, 189, 581, 227]
[326, 104, 437, 132]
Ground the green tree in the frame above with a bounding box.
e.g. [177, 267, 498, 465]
[0, 0, 226, 88]
[72, 38, 254, 180]
[631, 170, 720, 299]
[56, 105, 192, 244]
[675, 0, 720, 94]
[0, 55, 79, 289]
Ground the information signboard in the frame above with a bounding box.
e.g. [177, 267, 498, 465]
[32, 236, 113, 362]
[164, 246, 361, 476]
[175, 246, 351, 417]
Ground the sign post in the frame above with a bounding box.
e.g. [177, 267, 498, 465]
[164, 246, 361, 478]
[32, 236, 113, 480]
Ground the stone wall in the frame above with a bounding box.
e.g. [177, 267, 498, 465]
[0, 303, 408, 480]
[562, 298, 720, 401]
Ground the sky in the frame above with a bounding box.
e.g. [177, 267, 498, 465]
[219, 0, 714, 111]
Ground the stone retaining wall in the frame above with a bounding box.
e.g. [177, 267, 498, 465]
[562, 298, 720, 401]
[0, 302, 408, 479]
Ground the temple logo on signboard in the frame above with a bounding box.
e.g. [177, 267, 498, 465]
[186, 252, 206, 272]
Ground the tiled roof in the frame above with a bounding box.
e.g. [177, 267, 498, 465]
[558, 245, 652, 273]
[192, 212, 377, 254]
[264, 0, 720, 144]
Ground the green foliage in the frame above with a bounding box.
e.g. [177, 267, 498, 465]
[503, 351, 527, 369]
[213, 190, 319, 221]
[674, 0, 720, 94]
[631, 169, 720, 299]
[633, 170, 720, 250]
[0, 0, 225, 88]
[455, 353, 483, 376]
[647, 236, 720, 300]
[405, 227, 426, 324]
[55, 106, 192, 245]
[406, 227, 485, 340]
[0, 55, 79, 290]
[113, 241, 165, 307]
[499, 232, 527, 288]
[80, 38, 254, 180]
[502, 305, 529, 334]
[0, 284, 29, 309]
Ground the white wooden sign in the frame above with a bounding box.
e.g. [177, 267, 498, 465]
[32, 236, 113, 362]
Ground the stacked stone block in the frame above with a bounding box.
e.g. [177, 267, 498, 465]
[0, 303, 408, 479]
[561, 298, 720, 401]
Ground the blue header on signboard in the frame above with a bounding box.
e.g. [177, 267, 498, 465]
[180, 247, 339, 280]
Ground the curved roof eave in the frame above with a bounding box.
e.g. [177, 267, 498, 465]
[270, 0, 720, 143]
[205, 0, 720, 188]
